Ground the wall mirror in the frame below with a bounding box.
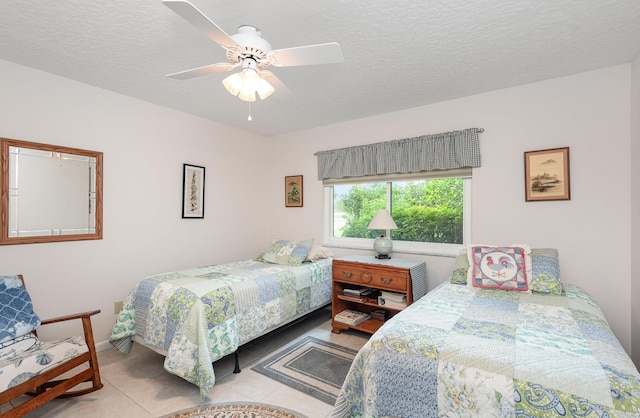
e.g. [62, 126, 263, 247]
[0, 137, 103, 245]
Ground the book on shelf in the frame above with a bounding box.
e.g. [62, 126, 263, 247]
[370, 309, 387, 321]
[334, 309, 371, 326]
[380, 290, 406, 304]
[339, 293, 367, 303]
[377, 296, 407, 310]
[343, 287, 374, 296]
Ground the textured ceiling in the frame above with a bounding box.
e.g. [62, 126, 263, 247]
[1, 1, 640, 137]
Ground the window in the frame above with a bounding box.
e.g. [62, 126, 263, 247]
[316, 128, 480, 254]
[324, 175, 470, 255]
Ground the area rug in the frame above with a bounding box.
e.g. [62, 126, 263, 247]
[252, 336, 358, 405]
[162, 402, 308, 418]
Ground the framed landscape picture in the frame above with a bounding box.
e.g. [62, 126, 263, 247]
[524, 147, 570, 202]
[182, 164, 205, 218]
[285, 175, 303, 207]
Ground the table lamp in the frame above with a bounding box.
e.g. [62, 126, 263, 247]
[367, 209, 398, 259]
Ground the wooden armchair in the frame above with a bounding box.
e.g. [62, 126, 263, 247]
[0, 275, 103, 417]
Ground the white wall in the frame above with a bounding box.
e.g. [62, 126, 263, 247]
[269, 64, 635, 356]
[0, 59, 272, 346]
[631, 54, 640, 367]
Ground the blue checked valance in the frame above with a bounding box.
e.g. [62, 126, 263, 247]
[316, 128, 481, 180]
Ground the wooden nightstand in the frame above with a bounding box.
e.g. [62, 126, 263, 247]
[331, 255, 427, 334]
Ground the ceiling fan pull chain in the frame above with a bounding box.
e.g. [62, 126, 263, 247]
[248, 102, 252, 121]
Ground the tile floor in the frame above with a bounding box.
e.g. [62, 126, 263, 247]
[5, 308, 370, 418]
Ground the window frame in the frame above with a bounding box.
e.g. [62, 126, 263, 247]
[323, 177, 471, 256]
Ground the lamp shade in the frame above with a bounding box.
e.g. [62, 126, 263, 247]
[222, 72, 243, 96]
[256, 77, 275, 100]
[367, 209, 398, 230]
[368, 209, 397, 259]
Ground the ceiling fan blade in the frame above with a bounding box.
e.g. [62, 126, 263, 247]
[261, 71, 294, 100]
[163, 0, 238, 50]
[167, 62, 238, 80]
[267, 42, 344, 67]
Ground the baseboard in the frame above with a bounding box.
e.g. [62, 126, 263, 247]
[96, 340, 113, 352]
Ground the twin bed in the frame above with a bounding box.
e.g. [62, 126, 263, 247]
[333, 245, 640, 417]
[109, 239, 332, 396]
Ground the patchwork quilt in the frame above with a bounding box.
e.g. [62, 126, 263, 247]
[332, 282, 640, 417]
[109, 258, 332, 396]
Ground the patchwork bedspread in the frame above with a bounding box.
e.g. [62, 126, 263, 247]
[332, 282, 640, 417]
[109, 258, 332, 396]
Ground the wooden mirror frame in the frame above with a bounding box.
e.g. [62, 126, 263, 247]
[0, 138, 103, 245]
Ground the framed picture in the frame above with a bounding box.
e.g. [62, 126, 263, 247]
[285, 175, 303, 207]
[524, 147, 570, 202]
[182, 164, 205, 218]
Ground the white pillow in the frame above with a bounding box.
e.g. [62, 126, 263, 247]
[258, 238, 314, 266]
[305, 245, 334, 262]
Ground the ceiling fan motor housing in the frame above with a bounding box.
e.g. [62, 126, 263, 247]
[227, 25, 272, 69]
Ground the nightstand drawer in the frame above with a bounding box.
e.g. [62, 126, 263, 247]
[333, 261, 408, 292]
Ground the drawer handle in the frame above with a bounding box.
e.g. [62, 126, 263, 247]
[380, 277, 393, 285]
[361, 273, 372, 283]
[342, 271, 353, 279]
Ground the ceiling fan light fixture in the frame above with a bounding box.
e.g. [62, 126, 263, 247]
[222, 64, 274, 102]
[222, 72, 243, 96]
[222, 69, 257, 101]
[256, 78, 275, 100]
[242, 67, 260, 90]
[237, 68, 258, 102]
[237, 84, 257, 102]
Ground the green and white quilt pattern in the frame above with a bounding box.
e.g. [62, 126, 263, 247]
[110, 258, 331, 396]
[333, 283, 640, 417]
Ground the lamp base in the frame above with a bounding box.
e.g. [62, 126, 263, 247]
[373, 235, 393, 260]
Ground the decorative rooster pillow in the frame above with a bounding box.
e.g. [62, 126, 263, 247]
[466, 244, 532, 292]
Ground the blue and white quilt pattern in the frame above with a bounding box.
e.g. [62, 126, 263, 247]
[109, 258, 331, 396]
[332, 283, 640, 417]
[0, 276, 40, 343]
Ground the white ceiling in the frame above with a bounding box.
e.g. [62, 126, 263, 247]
[1, 1, 640, 137]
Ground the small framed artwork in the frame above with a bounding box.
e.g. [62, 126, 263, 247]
[285, 175, 303, 207]
[524, 147, 570, 202]
[182, 164, 205, 218]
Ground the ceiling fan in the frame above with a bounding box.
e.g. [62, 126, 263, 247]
[163, 0, 344, 102]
